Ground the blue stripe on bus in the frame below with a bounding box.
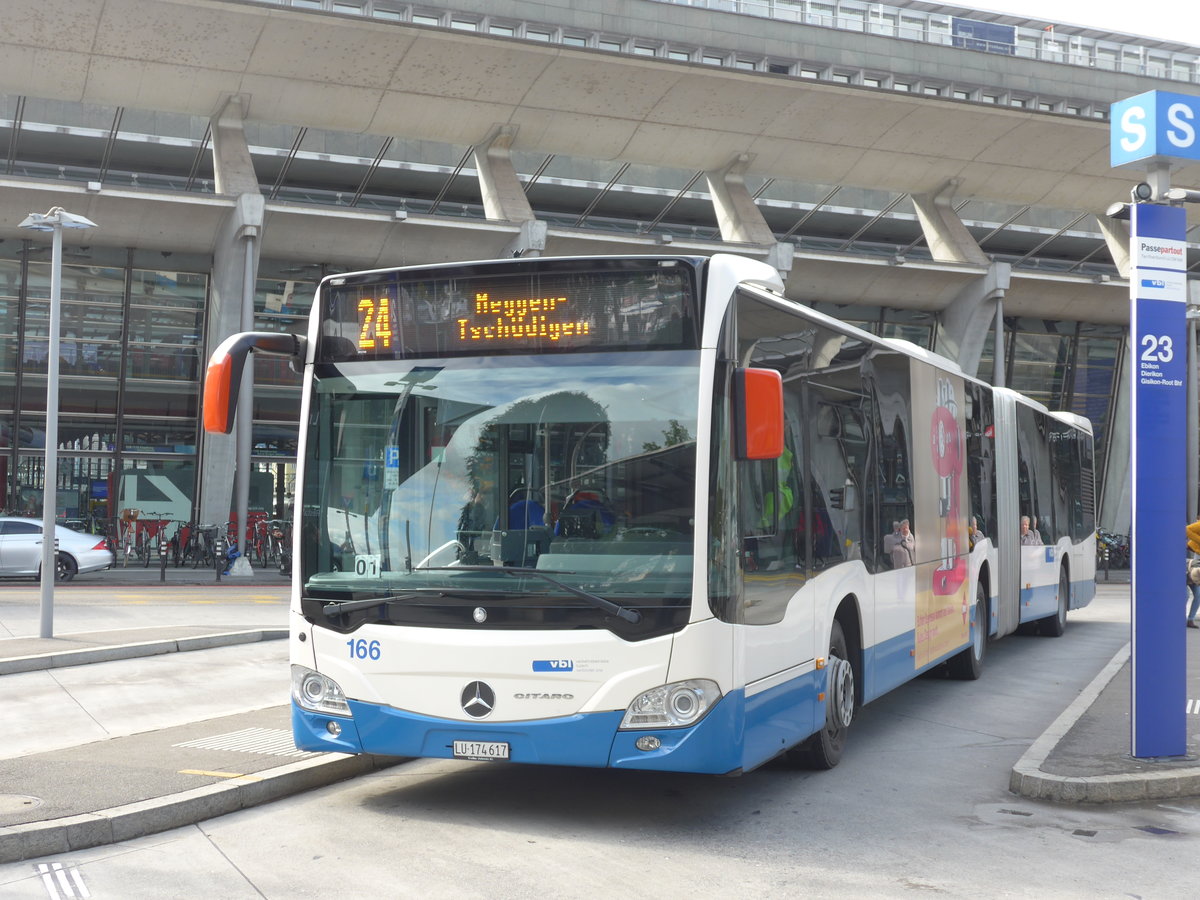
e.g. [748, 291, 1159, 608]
[1019, 581, 1060, 622]
[292, 704, 365, 754]
[1019, 576, 1094, 621]
[615, 667, 824, 773]
[293, 668, 824, 775]
[741, 667, 821, 769]
[865, 630, 920, 702]
[1071, 577, 1095, 609]
[609, 692, 745, 773]
[295, 700, 627, 767]
[864, 599, 992, 701]
[294, 699, 742, 772]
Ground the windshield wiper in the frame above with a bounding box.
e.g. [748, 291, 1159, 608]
[420, 565, 642, 625]
[320, 588, 492, 617]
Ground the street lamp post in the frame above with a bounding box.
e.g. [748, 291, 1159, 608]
[18, 207, 98, 639]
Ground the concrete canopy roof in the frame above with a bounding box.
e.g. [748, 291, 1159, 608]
[4, 0, 1199, 221]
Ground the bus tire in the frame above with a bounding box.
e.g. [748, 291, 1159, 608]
[1041, 566, 1069, 637]
[790, 619, 854, 770]
[947, 582, 988, 680]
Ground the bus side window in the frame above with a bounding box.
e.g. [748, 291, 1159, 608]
[738, 458, 777, 546]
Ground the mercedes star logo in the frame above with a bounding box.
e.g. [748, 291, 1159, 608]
[461, 681, 496, 719]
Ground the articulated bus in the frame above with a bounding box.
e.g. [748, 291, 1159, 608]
[204, 254, 1095, 775]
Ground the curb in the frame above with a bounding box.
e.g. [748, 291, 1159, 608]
[0, 752, 403, 864]
[1009, 643, 1200, 802]
[0, 629, 289, 675]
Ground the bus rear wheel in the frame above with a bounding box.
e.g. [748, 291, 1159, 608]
[947, 582, 988, 680]
[1041, 566, 1069, 637]
[790, 619, 854, 770]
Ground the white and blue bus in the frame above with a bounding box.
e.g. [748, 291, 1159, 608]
[204, 253, 1095, 774]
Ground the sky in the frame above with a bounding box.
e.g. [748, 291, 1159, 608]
[974, 1, 1200, 47]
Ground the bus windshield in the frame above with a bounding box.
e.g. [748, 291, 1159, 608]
[300, 351, 699, 636]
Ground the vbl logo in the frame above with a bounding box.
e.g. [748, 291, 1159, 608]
[532, 659, 574, 672]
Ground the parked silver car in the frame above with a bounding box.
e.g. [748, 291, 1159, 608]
[0, 518, 114, 581]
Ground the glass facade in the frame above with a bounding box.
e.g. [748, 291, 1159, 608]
[0, 244, 312, 535]
[978, 317, 1123, 503]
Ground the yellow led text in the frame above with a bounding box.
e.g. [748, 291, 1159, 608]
[357, 296, 393, 350]
[458, 292, 591, 342]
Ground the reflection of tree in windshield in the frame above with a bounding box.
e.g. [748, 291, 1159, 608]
[642, 419, 693, 453]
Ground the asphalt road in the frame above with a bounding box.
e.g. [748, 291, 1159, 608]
[3, 582, 1195, 899]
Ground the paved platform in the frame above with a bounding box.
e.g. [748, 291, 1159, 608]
[1010, 641, 1200, 802]
[0, 623, 401, 864]
[1, 567, 1197, 865]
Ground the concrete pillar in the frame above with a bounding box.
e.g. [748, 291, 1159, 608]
[474, 125, 546, 257]
[707, 154, 774, 244]
[211, 95, 259, 196]
[706, 153, 793, 275]
[934, 262, 1011, 378]
[911, 179, 989, 266]
[474, 125, 534, 223]
[1096, 215, 1131, 278]
[199, 96, 264, 534]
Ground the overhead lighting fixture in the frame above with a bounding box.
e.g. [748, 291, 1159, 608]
[18, 208, 98, 232]
[1165, 187, 1200, 203]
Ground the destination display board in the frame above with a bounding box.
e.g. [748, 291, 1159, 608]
[317, 258, 701, 362]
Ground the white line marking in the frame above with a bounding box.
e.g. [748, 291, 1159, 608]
[34, 861, 90, 899]
[35, 864, 62, 900]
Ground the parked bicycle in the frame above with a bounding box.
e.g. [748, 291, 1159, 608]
[1096, 528, 1129, 570]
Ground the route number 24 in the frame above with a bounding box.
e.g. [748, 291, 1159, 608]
[1141, 334, 1174, 363]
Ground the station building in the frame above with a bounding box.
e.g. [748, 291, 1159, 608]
[2, 0, 1199, 537]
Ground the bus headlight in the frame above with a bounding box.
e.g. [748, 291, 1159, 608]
[291, 665, 351, 717]
[619, 679, 721, 729]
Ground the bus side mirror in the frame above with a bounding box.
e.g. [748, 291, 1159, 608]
[733, 367, 784, 460]
[203, 332, 307, 434]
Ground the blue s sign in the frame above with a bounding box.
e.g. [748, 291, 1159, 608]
[1111, 91, 1200, 167]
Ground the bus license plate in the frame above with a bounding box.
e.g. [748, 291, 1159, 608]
[453, 740, 510, 761]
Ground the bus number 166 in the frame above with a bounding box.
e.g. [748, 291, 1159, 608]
[347, 639, 382, 660]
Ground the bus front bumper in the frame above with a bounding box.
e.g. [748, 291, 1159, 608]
[291, 693, 746, 775]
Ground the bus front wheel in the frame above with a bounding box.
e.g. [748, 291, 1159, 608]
[790, 619, 854, 770]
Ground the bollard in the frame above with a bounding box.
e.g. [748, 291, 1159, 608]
[214, 535, 226, 583]
[159, 538, 170, 583]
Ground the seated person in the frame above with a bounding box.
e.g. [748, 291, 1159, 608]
[554, 489, 615, 538]
[496, 488, 545, 530]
